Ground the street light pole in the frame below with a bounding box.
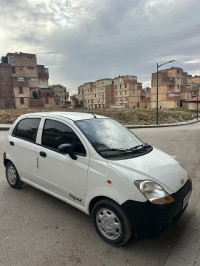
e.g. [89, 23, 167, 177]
[156, 60, 175, 125]
[197, 85, 199, 120]
[156, 63, 159, 125]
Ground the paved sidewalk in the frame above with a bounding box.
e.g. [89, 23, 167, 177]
[0, 118, 199, 130]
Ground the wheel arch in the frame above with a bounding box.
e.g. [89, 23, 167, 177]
[89, 196, 115, 215]
[3, 152, 11, 167]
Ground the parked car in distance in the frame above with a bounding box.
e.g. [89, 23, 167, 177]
[4, 112, 192, 246]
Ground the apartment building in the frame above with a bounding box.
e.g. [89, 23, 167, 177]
[0, 62, 15, 108]
[37, 64, 54, 108]
[191, 75, 200, 97]
[82, 82, 96, 108]
[140, 87, 151, 108]
[151, 67, 193, 109]
[114, 75, 141, 108]
[94, 79, 114, 108]
[51, 84, 69, 107]
[1, 52, 53, 108]
[6, 52, 38, 108]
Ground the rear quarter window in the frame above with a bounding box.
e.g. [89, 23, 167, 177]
[12, 118, 41, 143]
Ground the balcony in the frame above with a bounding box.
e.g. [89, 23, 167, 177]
[38, 72, 49, 79]
[13, 80, 28, 87]
[162, 78, 175, 86]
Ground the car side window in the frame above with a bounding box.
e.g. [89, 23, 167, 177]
[42, 119, 86, 156]
[12, 118, 41, 143]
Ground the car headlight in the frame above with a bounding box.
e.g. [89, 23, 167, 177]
[135, 180, 174, 204]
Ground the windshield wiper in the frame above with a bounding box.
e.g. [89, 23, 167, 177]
[99, 144, 152, 154]
[128, 143, 151, 152]
[99, 148, 127, 153]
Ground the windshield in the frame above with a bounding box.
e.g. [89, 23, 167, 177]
[75, 118, 143, 156]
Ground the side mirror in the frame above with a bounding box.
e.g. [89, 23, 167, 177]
[58, 144, 77, 160]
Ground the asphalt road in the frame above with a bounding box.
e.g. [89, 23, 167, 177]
[0, 123, 200, 266]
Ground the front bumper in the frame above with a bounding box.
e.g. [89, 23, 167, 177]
[122, 179, 192, 239]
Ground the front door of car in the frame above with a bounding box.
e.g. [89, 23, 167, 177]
[35, 118, 89, 207]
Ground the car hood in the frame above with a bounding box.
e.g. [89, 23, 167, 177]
[108, 147, 188, 194]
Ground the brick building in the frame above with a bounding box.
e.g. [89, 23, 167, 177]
[76, 75, 144, 109]
[140, 87, 151, 108]
[51, 84, 69, 107]
[0, 63, 15, 108]
[93, 79, 114, 109]
[38, 65, 54, 108]
[151, 67, 193, 109]
[114, 75, 141, 108]
[1, 52, 53, 109]
[81, 82, 96, 108]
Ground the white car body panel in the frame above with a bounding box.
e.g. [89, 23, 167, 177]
[108, 148, 188, 195]
[4, 112, 189, 216]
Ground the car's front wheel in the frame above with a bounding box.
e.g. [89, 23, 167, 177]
[6, 161, 23, 189]
[92, 199, 132, 246]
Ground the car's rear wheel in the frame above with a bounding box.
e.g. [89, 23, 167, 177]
[6, 162, 23, 189]
[92, 199, 132, 246]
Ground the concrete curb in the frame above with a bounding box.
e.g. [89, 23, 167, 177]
[0, 125, 12, 130]
[0, 119, 199, 131]
[126, 119, 200, 129]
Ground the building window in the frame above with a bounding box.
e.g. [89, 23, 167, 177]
[31, 78, 35, 82]
[18, 77, 24, 81]
[19, 87, 23, 94]
[115, 85, 117, 90]
[12, 67, 16, 74]
[45, 98, 49, 104]
[10, 56, 15, 63]
[20, 98, 24, 105]
[27, 66, 34, 70]
[27, 56, 33, 59]
[125, 84, 127, 88]
[125, 90, 126, 95]
[40, 80, 43, 85]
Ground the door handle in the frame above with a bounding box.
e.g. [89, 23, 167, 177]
[39, 151, 46, 158]
[10, 141, 14, 146]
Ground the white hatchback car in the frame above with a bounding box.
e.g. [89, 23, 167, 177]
[4, 112, 192, 246]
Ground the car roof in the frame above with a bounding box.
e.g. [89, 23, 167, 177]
[21, 112, 107, 121]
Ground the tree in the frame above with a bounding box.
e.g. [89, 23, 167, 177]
[74, 98, 83, 108]
[79, 100, 83, 107]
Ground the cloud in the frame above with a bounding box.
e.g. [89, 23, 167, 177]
[0, 0, 200, 91]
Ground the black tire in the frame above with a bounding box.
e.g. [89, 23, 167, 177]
[92, 199, 132, 246]
[6, 161, 23, 189]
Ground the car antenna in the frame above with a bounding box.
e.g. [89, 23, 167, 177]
[92, 113, 97, 119]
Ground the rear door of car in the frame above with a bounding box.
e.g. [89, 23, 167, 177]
[35, 118, 90, 207]
[7, 117, 41, 182]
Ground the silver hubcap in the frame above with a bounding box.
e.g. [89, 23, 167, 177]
[7, 165, 17, 185]
[96, 208, 121, 240]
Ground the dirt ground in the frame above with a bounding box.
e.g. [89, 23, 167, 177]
[0, 108, 196, 125]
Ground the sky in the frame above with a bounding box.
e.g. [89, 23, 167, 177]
[1, 0, 200, 94]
